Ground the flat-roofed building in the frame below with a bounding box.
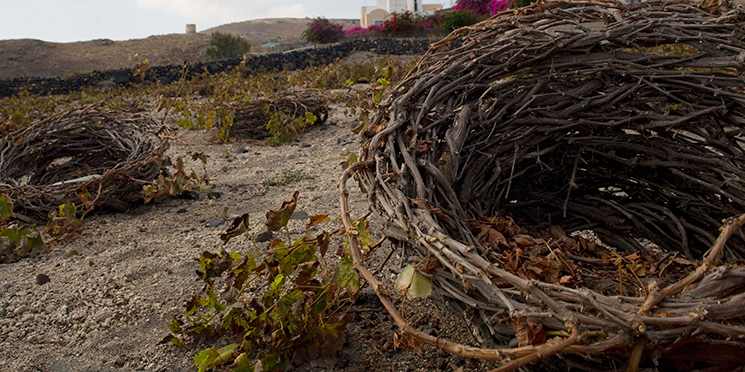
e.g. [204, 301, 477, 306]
[360, 0, 443, 28]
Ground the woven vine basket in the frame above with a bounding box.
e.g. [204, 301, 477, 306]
[0, 106, 167, 222]
[341, 0, 745, 370]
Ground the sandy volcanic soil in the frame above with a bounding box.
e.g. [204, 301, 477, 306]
[0, 101, 490, 372]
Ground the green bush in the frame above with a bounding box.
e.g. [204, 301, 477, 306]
[439, 9, 487, 31]
[205, 32, 251, 61]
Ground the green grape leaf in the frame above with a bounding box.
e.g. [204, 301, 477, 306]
[0, 195, 13, 222]
[333, 257, 359, 291]
[394, 265, 432, 300]
[230, 352, 254, 372]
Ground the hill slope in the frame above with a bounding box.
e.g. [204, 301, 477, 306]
[0, 35, 211, 79]
[204, 18, 358, 45]
[0, 18, 358, 79]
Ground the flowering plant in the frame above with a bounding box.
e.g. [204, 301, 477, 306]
[454, 0, 514, 16]
[302, 17, 345, 44]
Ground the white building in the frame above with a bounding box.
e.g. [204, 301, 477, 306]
[360, 0, 443, 28]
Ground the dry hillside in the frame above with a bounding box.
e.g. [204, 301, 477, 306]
[0, 18, 358, 80]
[204, 18, 359, 45]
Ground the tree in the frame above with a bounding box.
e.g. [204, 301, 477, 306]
[302, 18, 345, 44]
[205, 32, 251, 61]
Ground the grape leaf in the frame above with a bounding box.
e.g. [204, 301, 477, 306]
[0, 195, 13, 222]
[230, 352, 254, 372]
[265, 191, 298, 231]
[220, 214, 249, 244]
[394, 265, 432, 299]
[306, 214, 328, 229]
[333, 257, 359, 291]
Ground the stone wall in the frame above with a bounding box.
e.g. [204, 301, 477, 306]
[0, 38, 431, 98]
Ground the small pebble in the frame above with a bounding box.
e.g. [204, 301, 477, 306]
[207, 217, 225, 227]
[13, 306, 28, 316]
[290, 210, 309, 220]
[177, 191, 199, 200]
[35, 274, 51, 286]
[63, 249, 80, 258]
[255, 228, 274, 243]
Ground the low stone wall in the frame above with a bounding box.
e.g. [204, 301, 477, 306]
[0, 38, 431, 98]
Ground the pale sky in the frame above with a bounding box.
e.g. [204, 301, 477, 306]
[0, 0, 379, 43]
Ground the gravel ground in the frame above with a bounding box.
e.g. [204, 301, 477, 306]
[0, 102, 492, 372]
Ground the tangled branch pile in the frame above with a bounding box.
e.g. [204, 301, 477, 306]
[229, 92, 328, 140]
[343, 0, 745, 370]
[0, 106, 167, 223]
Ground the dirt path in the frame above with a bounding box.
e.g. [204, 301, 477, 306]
[0, 104, 485, 372]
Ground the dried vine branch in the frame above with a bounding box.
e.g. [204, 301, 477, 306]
[341, 0, 745, 370]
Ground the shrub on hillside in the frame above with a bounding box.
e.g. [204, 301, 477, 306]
[417, 12, 445, 29]
[302, 17, 345, 44]
[382, 11, 421, 35]
[439, 10, 486, 30]
[205, 32, 251, 61]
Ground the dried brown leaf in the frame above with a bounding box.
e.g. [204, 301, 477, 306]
[513, 318, 546, 347]
[265, 191, 299, 231]
[306, 214, 328, 229]
[415, 138, 434, 154]
[220, 213, 249, 244]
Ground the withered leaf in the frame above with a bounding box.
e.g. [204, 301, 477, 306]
[294, 261, 318, 286]
[512, 234, 536, 247]
[699, 0, 723, 13]
[577, 236, 597, 252]
[220, 213, 249, 244]
[351, 122, 365, 135]
[513, 318, 546, 347]
[76, 186, 95, 210]
[477, 227, 508, 249]
[159, 334, 185, 348]
[265, 191, 299, 231]
[191, 151, 208, 164]
[424, 258, 439, 275]
[317, 232, 330, 258]
[415, 138, 435, 154]
[306, 214, 328, 229]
